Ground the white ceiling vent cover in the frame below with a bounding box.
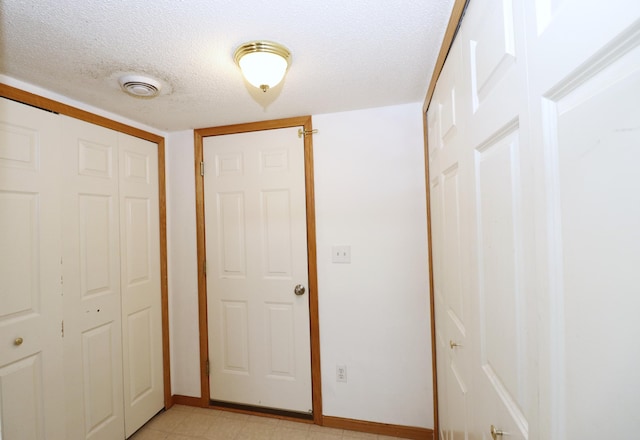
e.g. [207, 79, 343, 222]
[119, 75, 161, 97]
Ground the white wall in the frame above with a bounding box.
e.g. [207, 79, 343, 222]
[313, 104, 432, 427]
[166, 103, 433, 428]
[165, 131, 202, 397]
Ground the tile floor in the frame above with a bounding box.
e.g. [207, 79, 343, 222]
[130, 404, 405, 440]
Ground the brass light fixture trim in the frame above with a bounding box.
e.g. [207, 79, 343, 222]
[234, 41, 291, 92]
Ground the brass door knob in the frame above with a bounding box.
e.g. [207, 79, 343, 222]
[14, 337, 24, 346]
[449, 340, 462, 349]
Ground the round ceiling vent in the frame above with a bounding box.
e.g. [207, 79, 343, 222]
[119, 75, 161, 98]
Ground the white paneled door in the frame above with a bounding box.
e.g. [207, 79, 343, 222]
[204, 127, 312, 414]
[0, 98, 65, 440]
[61, 116, 163, 439]
[428, 34, 475, 440]
[464, 0, 535, 437]
[430, 0, 538, 438]
[118, 133, 163, 437]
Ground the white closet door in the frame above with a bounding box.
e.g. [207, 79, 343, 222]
[524, 1, 640, 438]
[429, 0, 538, 437]
[118, 133, 163, 437]
[462, 0, 538, 437]
[61, 116, 125, 440]
[428, 35, 474, 440]
[0, 98, 65, 440]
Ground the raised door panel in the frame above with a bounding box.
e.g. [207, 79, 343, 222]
[1, 192, 39, 314]
[473, 128, 529, 440]
[441, 164, 469, 440]
[476, 130, 522, 398]
[61, 116, 125, 440]
[217, 192, 247, 277]
[558, 66, 640, 439]
[221, 300, 250, 374]
[79, 195, 113, 297]
[0, 98, 64, 440]
[261, 189, 294, 278]
[81, 323, 121, 438]
[466, 0, 524, 149]
[442, 166, 464, 333]
[470, 0, 516, 113]
[264, 303, 295, 379]
[0, 355, 43, 440]
[118, 133, 163, 437]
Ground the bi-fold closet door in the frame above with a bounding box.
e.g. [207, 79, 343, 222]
[0, 97, 163, 440]
[60, 114, 164, 440]
[428, 0, 640, 438]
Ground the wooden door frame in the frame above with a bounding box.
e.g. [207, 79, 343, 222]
[421, 0, 470, 437]
[0, 84, 173, 409]
[194, 116, 322, 423]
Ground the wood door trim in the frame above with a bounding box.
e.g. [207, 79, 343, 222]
[420, 0, 468, 436]
[157, 138, 172, 409]
[195, 116, 311, 137]
[422, 117, 439, 439]
[194, 116, 322, 423]
[193, 128, 207, 406]
[0, 83, 173, 410]
[0, 84, 164, 144]
[322, 415, 434, 440]
[423, 0, 469, 114]
[172, 394, 203, 407]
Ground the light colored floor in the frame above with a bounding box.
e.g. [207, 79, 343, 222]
[131, 405, 405, 440]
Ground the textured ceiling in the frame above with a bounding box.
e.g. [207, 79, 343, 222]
[0, 0, 453, 131]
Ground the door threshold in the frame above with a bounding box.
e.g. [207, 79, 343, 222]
[209, 400, 313, 422]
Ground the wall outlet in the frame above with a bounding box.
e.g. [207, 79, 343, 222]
[336, 364, 347, 382]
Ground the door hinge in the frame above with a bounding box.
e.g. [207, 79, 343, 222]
[61, 320, 64, 338]
[203, 259, 207, 276]
[206, 359, 210, 376]
[200, 161, 205, 176]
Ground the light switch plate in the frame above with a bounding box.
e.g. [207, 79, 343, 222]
[332, 245, 351, 263]
[336, 364, 347, 382]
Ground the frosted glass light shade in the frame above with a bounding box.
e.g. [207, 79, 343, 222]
[234, 41, 291, 92]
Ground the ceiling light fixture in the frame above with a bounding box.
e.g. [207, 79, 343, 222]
[234, 41, 291, 92]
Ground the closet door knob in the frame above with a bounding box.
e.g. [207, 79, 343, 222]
[490, 425, 505, 439]
[294, 284, 306, 296]
[14, 337, 24, 346]
[449, 340, 462, 349]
